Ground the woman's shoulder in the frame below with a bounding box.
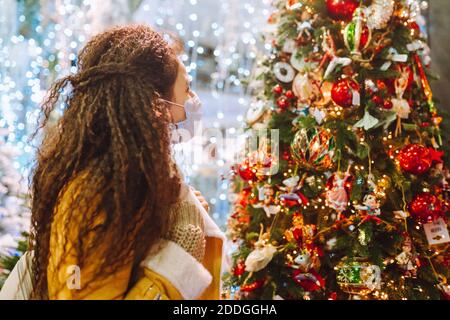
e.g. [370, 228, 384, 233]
[50, 167, 106, 237]
[56, 169, 97, 204]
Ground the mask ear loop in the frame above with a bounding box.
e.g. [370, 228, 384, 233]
[161, 98, 184, 130]
[161, 98, 181, 147]
[162, 99, 188, 163]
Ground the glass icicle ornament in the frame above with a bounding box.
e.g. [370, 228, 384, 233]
[366, 0, 395, 30]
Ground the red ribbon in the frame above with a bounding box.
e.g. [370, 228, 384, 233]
[360, 215, 383, 225]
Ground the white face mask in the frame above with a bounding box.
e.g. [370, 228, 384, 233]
[163, 92, 203, 143]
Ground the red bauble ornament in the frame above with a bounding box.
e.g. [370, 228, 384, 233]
[331, 78, 360, 108]
[326, 0, 359, 21]
[238, 161, 257, 181]
[273, 84, 283, 95]
[398, 144, 433, 175]
[409, 193, 445, 223]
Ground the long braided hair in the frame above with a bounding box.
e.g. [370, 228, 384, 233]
[29, 25, 182, 299]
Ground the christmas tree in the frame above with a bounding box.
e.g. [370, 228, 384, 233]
[224, 0, 450, 300]
[0, 129, 30, 289]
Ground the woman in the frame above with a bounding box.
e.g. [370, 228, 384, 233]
[22, 25, 224, 300]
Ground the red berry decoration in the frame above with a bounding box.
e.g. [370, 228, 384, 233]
[331, 78, 360, 108]
[398, 144, 439, 175]
[376, 79, 395, 95]
[240, 279, 265, 292]
[409, 193, 445, 223]
[372, 95, 383, 106]
[326, 0, 359, 21]
[376, 79, 387, 91]
[285, 90, 295, 99]
[383, 100, 393, 110]
[273, 84, 283, 95]
[277, 97, 289, 109]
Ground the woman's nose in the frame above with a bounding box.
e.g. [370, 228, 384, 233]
[189, 90, 195, 98]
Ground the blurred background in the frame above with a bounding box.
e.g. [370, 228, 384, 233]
[0, 0, 446, 259]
